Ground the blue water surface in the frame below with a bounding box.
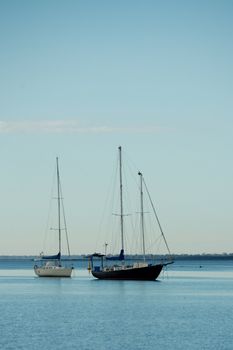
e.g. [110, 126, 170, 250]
[0, 259, 233, 350]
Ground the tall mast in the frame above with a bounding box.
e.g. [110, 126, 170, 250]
[56, 157, 61, 261]
[138, 172, 146, 261]
[119, 146, 124, 251]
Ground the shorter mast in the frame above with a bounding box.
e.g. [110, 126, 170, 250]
[138, 172, 146, 261]
[56, 157, 61, 263]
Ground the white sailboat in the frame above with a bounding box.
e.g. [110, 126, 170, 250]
[34, 157, 73, 277]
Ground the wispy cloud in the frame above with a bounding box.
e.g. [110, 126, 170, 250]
[0, 120, 167, 134]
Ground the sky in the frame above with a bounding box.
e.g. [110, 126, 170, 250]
[0, 0, 233, 255]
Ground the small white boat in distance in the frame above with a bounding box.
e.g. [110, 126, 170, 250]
[34, 253, 73, 277]
[34, 157, 73, 278]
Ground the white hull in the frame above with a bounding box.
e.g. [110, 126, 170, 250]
[34, 266, 73, 277]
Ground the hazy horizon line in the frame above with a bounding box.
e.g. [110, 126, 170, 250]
[0, 253, 232, 257]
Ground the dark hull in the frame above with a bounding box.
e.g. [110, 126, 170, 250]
[92, 264, 163, 281]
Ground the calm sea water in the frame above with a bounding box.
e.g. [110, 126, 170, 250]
[0, 258, 233, 350]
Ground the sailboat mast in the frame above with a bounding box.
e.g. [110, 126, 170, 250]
[138, 172, 146, 261]
[56, 157, 61, 261]
[119, 146, 124, 251]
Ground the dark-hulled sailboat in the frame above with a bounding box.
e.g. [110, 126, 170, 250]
[89, 147, 173, 280]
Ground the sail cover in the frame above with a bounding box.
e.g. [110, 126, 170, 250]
[42, 252, 61, 260]
[106, 249, 124, 261]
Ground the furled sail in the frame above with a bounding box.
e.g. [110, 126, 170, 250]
[106, 249, 124, 261]
[42, 252, 61, 260]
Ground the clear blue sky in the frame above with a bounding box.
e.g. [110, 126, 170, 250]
[0, 0, 232, 255]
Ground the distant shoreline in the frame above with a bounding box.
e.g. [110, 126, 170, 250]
[0, 254, 233, 261]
